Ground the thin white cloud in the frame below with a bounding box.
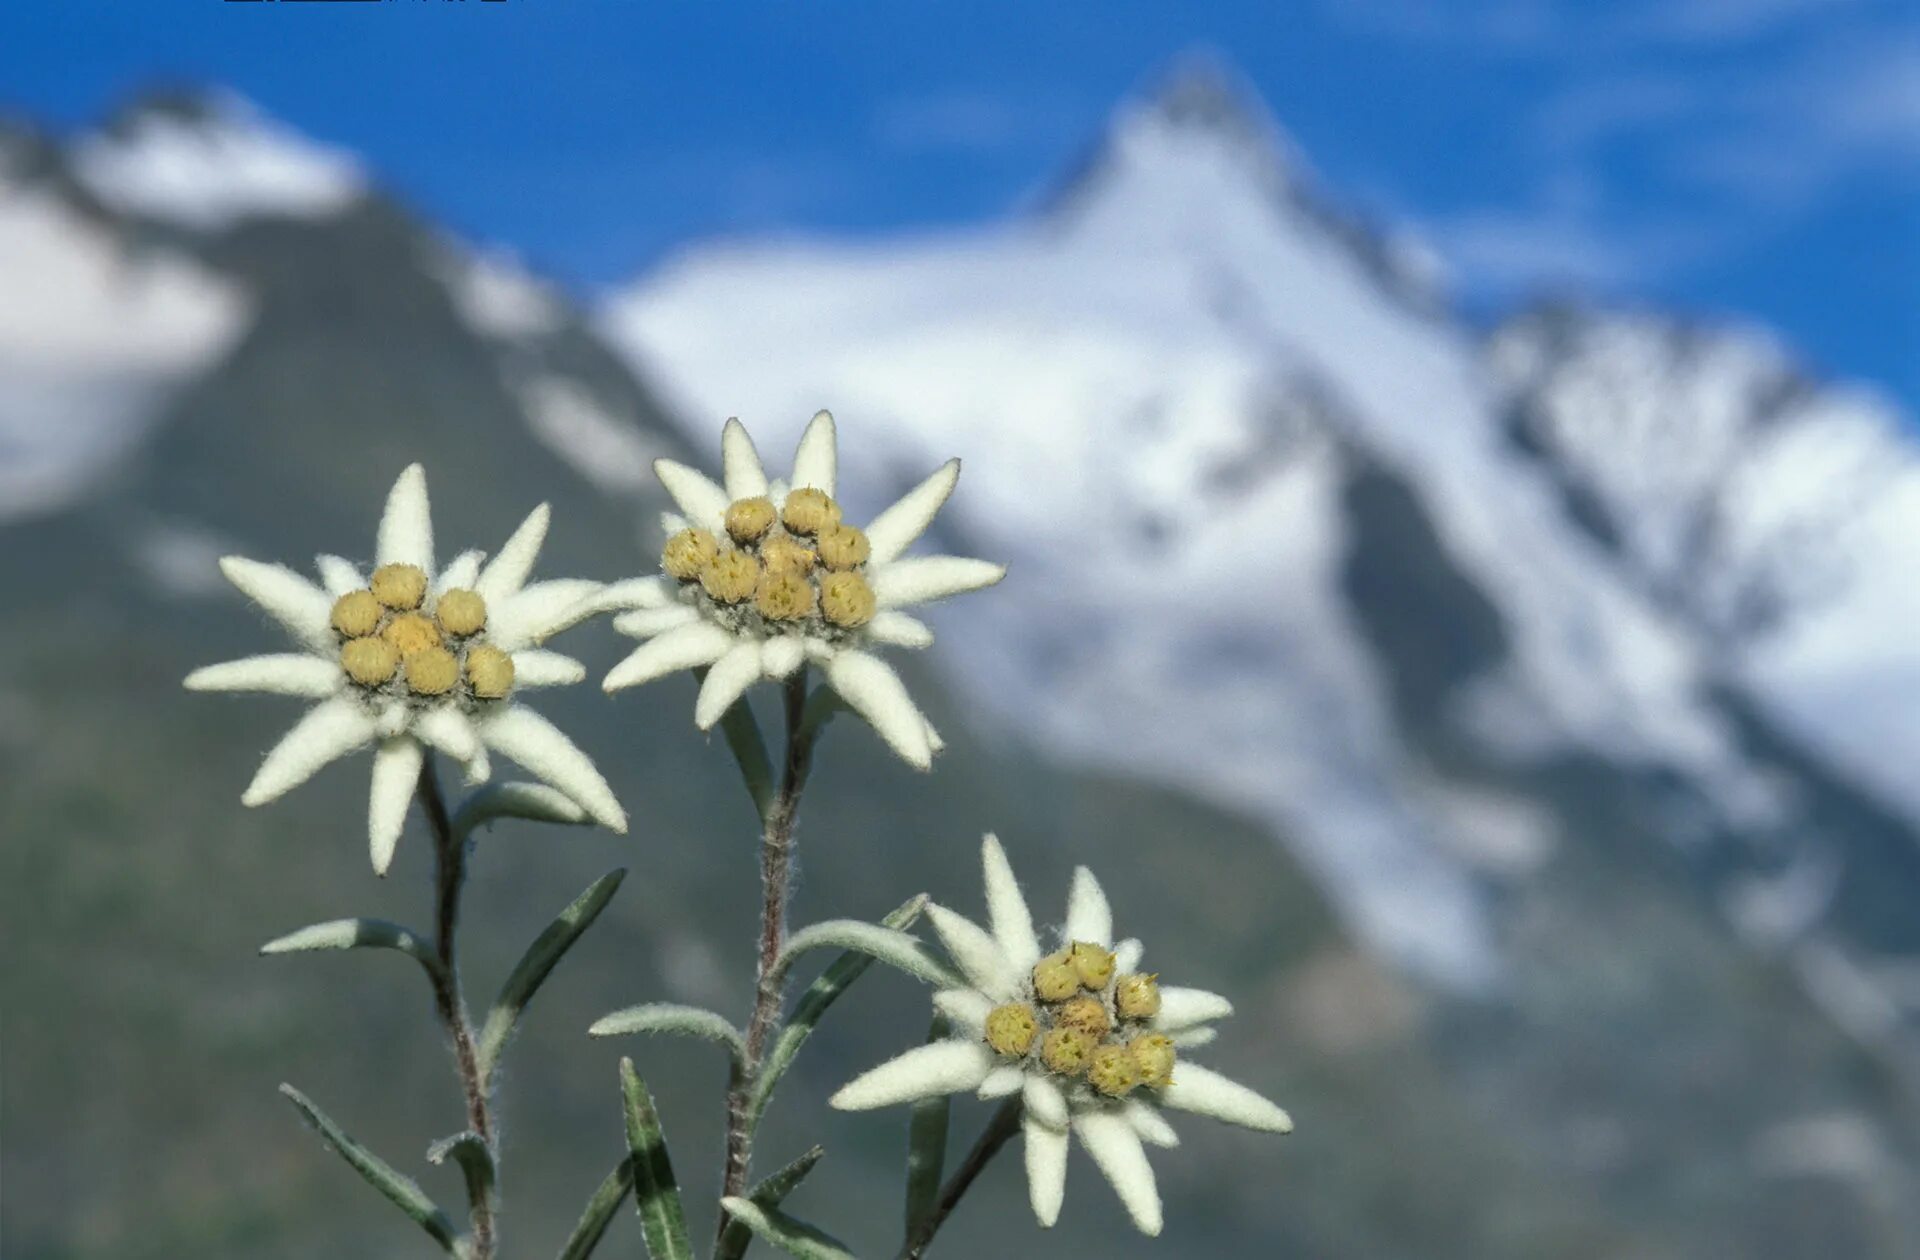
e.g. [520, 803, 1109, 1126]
[873, 89, 1088, 155]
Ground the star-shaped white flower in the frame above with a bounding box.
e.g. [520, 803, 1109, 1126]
[590, 412, 1004, 769]
[831, 835, 1291, 1236]
[186, 465, 626, 873]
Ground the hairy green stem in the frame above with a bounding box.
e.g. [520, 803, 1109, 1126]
[716, 670, 819, 1248]
[419, 759, 498, 1260]
[896, 1099, 1023, 1260]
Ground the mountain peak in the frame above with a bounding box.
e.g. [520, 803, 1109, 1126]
[1132, 49, 1287, 149]
[73, 87, 365, 232]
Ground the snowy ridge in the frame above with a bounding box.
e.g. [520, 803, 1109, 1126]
[604, 67, 1785, 986]
[72, 91, 363, 231]
[1493, 307, 1920, 824]
[0, 161, 246, 521]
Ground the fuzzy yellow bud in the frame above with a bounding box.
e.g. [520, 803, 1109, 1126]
[755, 570, 816, 621]
[819, 571, 876, 628]
[1040, 1027, 1095, 1077]
[1114, 973, 1162, 1021]
[1032, 952, 1081, 1003]
[330, 589, 383, 638]
[1055, 995, 1111, 1040]
[1130, 1033, 1176, 1089]
[760, 536, 817, 576]
[725, 496, 777, 544]
[383, 612, 442, 657]
[985, 1002, 1039, 1057]
[781, 487, 841, 536]
[662, 528, 719, 581]
[1069, 941, 1116, 990]
[339, 636, 399, 687]
[370, 563, 427, 610]
[815, 523, 871, 571]
[436, 588, 487, 637]
[404, 646, 460, 696]
[466, 644, 515, 699]
[700, 550, 760, 604]
[1088, 1044, 1141, 1097]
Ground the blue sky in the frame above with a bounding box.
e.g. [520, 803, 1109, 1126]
[4, 0, 1915, 409]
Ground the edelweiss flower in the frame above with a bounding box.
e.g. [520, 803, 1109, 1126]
[592, 412, 1004, 768]
[832, 835, 1291, 1236]
[186, 465, 626, 872]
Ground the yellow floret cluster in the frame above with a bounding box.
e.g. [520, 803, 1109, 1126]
[982, 941, 1174, 1099]
[661, 489, 876, 635]
[329, 563, 513, 703]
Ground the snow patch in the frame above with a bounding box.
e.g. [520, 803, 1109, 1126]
[433, 245, 562, 339]
[513, 376, 662, 495]
[73, 93, 363, 231]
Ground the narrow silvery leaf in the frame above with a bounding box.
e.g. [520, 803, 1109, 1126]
[556, 1160, 633, 1260]
[260, 918, 440, 977]
[588, 1003, 745, 1060]
[620, 1058, 694, 1260]
[451, 780, 592, 836]
[772, 920, 958, 988]
[279, 1084, 458, 1252]
[718, 1198, 857, 1260]
[748, 896, 927, 1125]
[715, 1145, 826, 1260]
[904, 1016, 952, 1240]
[426, 1131, 495, 1214]
[477, 869, 626, 1083]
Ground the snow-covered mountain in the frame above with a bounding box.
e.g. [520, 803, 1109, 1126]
[10, 74, 1920, 1258]
[604, 63, 1855, 991]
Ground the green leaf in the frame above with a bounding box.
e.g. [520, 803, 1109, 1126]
[453, 781, 594, 837]
[477, 869, 626, 1083]
[259, 918, 440, 977]
[555, 1159, 634, 1260]
[426, 1131, 495, 1217]
[620, 1058, 694, 1260]
[903, 1018, 952, 1240]
[748, 895, 926, 1125]
[797, 683, 846, 745]
[719, 694, 776, 821]
[589, 1002, 744, 1060]
[279, 1084, 458, 1252]
[771, 919, 957, 988]
[715, 1146, 826, 1260]
[718, 1198, 856, 1260]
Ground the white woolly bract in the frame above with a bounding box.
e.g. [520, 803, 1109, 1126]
[1024, 1075, 1068, 1130]
[863, 610, 935, 650]
[864, 458, 957, 564]
[825, 649, 931, 769]
[1153, 987, 1234, 1031]
[1125, 1101, 1181, 1149]
[219, 557, 333, 652]
[1064, 865, 1113, 947]
[509, 650, 588, 689]
[1074, 1109, 1163, 1236]
[367, 738, 422, 875]
[185, 654, 341, 698]
[924, 903, 1019, 1001]
[789, 410, 837, 493]
[479, 705, 627, 833]
[696, 641, 764, 728]
[242, 695, 377, 806]
[476, 502, 549, 602]
[375, 463, 433, 571]
[978, 1065, 1025, 1098]
[761, 635, 806, 678]
[931, 988, 993, 1037]
[1113, 938, 1145, 975]
[721, 417, 769, 499]
[315, 554, 363, 597]
[614, 606, 700, 638]
[652, 457, 728, 532]
[869, 555, 1006, 610]
[436, 549, 483, 593]
[1161, 1062, 1293, 1133]
[1023, 1116, 1070, 1229]
[490, 578, 602, 650]
[605, 621, 734, 691]
[829, 1040, 994, 1110]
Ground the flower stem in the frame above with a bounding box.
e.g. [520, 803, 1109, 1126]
[717, 670, 818, 1244]
[419, 758, 498, 1260]
[896, 1098, 1023, 1260]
